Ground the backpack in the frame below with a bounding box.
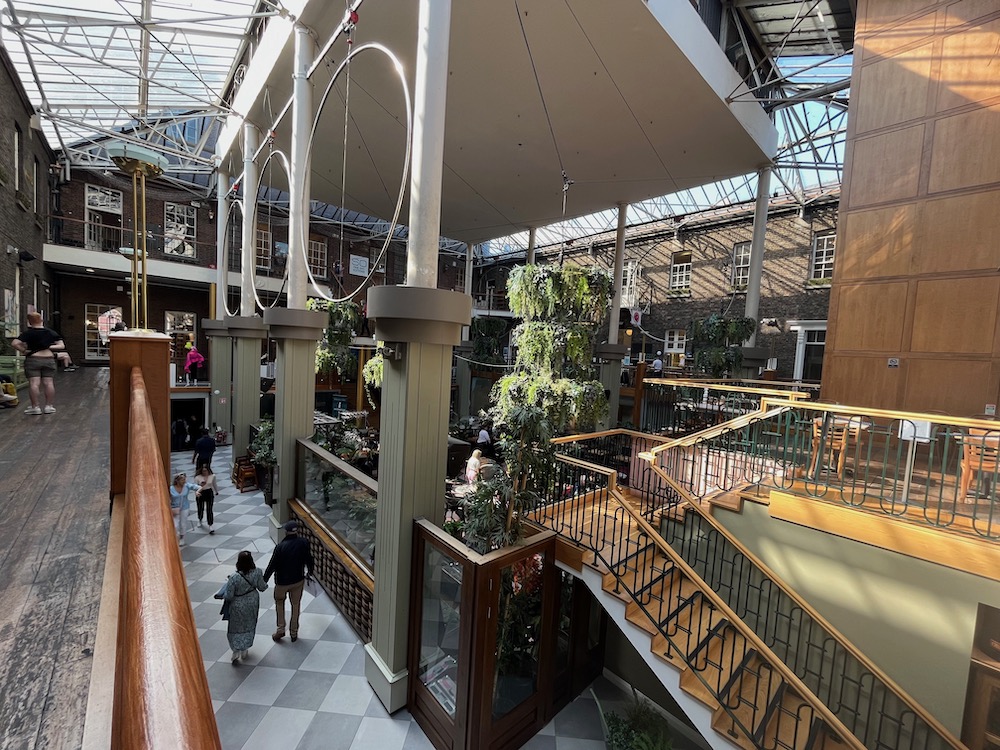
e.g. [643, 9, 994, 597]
[0, 381, 17, 408]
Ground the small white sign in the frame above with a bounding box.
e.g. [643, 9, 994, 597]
[887, 358, 900, 368]
[630, 308, 642, 326]
[349, 254, 369, 277]
[986, 404, 997, 416]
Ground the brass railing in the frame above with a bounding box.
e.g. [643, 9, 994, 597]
[527, 454, 872, 750]
[112, 367, 219, 748]
[647, 400, 1000, 541]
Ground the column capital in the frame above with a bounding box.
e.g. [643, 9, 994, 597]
[368, 286, 471, 346]
[225, 315, 268, 339]
[262, 307, 327, 340]
[202, 318, 230, 337]
[595, 343, 629, 361]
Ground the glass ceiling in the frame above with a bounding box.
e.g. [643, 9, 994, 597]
[0, 0, 854, 258]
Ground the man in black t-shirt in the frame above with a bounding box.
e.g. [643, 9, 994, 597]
[12, 312, 64, 415]
[192, 428, 216, 472]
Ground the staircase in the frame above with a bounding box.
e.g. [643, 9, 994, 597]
[529, 450, 964, 750]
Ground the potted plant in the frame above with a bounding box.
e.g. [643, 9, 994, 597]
[602, 695, 673, 750]
[309, 299, 361, 379]
[249, 419, 277, 505]
[690, 314, 757, 377]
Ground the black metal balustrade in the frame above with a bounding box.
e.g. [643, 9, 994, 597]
[526, 454, 875, 750]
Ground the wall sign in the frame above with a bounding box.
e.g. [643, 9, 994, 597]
[887, 358, 900, 368]
[349, 254, 369, 277]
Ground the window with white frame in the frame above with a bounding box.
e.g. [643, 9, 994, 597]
[621, 259, 642, 308]
[85, 184, 124, 252]
[308, 238, 327, 278]
[664, 329, 686, 353]
[164, 202, 197, 258]
[454, 264, 466, 292]
[811, 233, 836, 281]
[85, 303, 122, 360]
[788, 320, 827, 381]
[256, 227, 272, 270]
[732, 241, 751, 288]
[669, 251, 691, 290]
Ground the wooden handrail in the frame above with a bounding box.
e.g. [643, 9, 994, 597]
[643, 378, 813, 400]
[641, 406, 793, 458]
[552, 427, 669, 445]
[647, 462, 966, 750]
[112, 367, 220, 749]
[759, 397, 1000, 429]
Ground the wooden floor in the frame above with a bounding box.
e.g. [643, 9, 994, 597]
[0, 367, 112, 750]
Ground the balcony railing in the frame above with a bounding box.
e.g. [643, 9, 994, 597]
[646, 400, 1000, 542]
[50, 214, 217, 265]
[641, 379, 813, 438]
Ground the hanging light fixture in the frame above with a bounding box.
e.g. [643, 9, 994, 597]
[105, 142, 169, 330]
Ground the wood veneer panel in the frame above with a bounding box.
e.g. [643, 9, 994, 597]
[902, 358, 994, 414]
[837, 282, 908, 351]
[937, 15, 1000, 111]
[914, 191, 1000, 273]
[821, 355, 903, 409]
[855, 45, 934, 135]
[848, 126, 925, 207]
[859, 2, 937, 57]
[929, 104, 1000, 193]
[839, 204, 919, 280]
[769, 490, 1000, 583]
[910, 277, 999, 353]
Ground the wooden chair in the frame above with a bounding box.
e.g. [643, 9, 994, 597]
[232, 456, 258, 493]
[809, 417, 866, 479]
[959, 428, 1000, 501]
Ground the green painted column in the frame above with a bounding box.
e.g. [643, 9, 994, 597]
[598, 344, 629, 429]
[227, 316, 267, 458]
[455, 340, 472, 419]
[364, 286, 471, 712]
[263, 307, 326, 538]
[202, 319, 233, 444]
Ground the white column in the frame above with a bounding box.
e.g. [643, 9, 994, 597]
[215, 168, 229, 319]
[241, 124, 258, 316]
[526, 226, 537, 265]
[406, 0, 452, 289]
[744, 166, 771, 346]
[464, 243, 473, 296]
[608, 204, 628, 345]
[288, 24, 312, 309]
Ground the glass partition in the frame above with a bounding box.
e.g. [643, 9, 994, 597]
[418, 544, 464, 718]
[492, 551, 546, 720]
[299, 440, 377, 567]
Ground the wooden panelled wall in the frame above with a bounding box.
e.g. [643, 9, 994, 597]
[822, 0, 1000, 416]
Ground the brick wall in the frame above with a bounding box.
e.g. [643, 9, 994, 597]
[0, 46, 56, 339]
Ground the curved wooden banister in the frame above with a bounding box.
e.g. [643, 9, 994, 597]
[646, 460, 967, 750]
[112, 367, 220, 750]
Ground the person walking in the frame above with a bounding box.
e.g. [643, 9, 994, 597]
[11, 312, 64, 415]
[194, 463, 219, 534]
[192, 427, 216, 473]
[263, 520, 314, 643]
[169, 472, 200, 546]
[171, 417, 188, 452]
[222, 551, 268, 664]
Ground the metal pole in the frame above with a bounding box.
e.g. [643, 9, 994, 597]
[464, 243, 473, 296]
[140, 170, 149, 329]
[131, 170, 139, 328]
[241, 124, 258, 316]
[744, 166, 771, 346]
[288, 24, 312, 309]
[526, 227, 537, 265]
[406, 0, 452, 289]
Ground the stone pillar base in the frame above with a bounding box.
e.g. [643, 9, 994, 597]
[226, 316, 268, 458]
[596, 343, 629, 430]
[364, 643, 409, 714]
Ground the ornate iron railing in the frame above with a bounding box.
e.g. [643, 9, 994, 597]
[527, 454, 872, 750]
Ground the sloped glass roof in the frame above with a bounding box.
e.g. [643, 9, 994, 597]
[0, 0, 264, 177]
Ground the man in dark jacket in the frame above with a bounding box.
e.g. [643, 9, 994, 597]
[264, 520, 314, 642]
[192, 427, 216, 472]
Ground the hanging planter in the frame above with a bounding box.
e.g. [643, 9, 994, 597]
[308, 299, 361, 378]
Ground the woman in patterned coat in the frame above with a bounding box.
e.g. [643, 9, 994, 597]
[224, 550, 268, 664]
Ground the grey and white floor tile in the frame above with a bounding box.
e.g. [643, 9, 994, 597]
[174, 446, 615, 750]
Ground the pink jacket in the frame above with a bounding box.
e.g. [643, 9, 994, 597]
[184, 348, 205, 373]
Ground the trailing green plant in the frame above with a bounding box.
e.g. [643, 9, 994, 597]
[506, 264, 612, 324]
[361, 348, 384, 409]
[308, 298, 360, 378]
[690, 313, 757, 377]
[249, 419, 277, 467]
[471, 316, 508, 365]
[511, 322, 594, 376]
[604, 696, 673, 750]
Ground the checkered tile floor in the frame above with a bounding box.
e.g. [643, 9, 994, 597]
[175, 446, 617, 750]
